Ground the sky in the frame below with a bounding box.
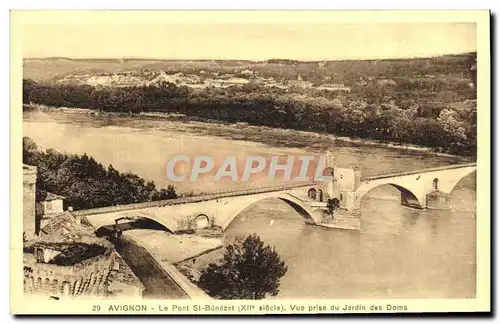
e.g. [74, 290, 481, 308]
[21, 15, 477, 61]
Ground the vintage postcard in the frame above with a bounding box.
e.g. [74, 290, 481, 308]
[10, 10, 490, 314]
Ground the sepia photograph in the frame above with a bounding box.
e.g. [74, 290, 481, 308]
[10, 10, 490, 314]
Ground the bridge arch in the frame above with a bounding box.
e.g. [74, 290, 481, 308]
[356, 182, 424, 210]
[222, 195, 318, 230]
[442, 168, 476, 194]
[95, 216, 174, 237]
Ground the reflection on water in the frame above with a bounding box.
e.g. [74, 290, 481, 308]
[23, 113, 476, 299]
[226, 178, 476, 299]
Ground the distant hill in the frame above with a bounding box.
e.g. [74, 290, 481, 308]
[23, 53, 476, 83]
[22, 51, 477, 156]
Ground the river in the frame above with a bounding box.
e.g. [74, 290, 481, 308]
[23, 111, 476, 299]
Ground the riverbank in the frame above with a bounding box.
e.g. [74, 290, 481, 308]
[175, 244, 225, 284]
[113, 234, 211, 299]
[122, 229, 224, 295]
[124, 229, 223, 264]
[23, 105, 474, 162]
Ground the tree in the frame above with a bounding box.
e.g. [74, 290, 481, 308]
[22, 137, 178, 210]
[322, 198, 340, 223]
[23, 137, 40, 165]
[152, 185, 178, 201]
[197, 234, 287, 299]
[325, 198, 340, 216]
[437, 108, 469, 152]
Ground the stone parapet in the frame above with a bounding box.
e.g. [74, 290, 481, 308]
[23, 251, 115, 298]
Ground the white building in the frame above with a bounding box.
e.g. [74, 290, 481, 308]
[240, 69, 254, 76]
[316, 83, 351, 92]
[36, 192, 65, 218]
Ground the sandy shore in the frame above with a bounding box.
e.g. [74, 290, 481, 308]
[124, 229, 223, 264]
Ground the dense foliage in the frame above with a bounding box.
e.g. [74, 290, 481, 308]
[198, 234, 288, 299]
[23, 137, 177, 210]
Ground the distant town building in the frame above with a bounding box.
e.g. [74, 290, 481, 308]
[262, 77, 287, 89]
[36, 192, 65, 218]
[316, 83, 351, 92]
[284, 73, 312, 88]
[377, 79, 397, 86]
[224, 77, 250, 84]
[203, 77, 250, 88]
[288, 80, 313, 88]
[240, 69, 254, 76]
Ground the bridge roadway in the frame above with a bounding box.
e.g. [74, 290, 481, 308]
[360, 162, 477, 181]
[113, 235, 189, 299]
[73, 163, 476, 221]
[73, 182, 316, 218]
[113, 234, 211, 300]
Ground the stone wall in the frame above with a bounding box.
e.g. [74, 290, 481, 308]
[23, 251, 115, 298]
[107, 253, 145, 298]
[23, 165, 38, 238]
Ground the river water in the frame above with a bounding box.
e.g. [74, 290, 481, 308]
[23, 111, 476, 299]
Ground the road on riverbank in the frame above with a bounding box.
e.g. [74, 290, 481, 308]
[112, 235, 190, 299]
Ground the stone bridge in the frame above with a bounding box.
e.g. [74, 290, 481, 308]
[339, 162, 477, 211]
[68, 160, 476, 300]
[77, 183, 324, 233]
[77, 162, 476, 233]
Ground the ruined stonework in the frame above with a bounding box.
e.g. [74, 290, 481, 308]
[23, 250, 115, 297]
[107, 253, 145, 298]
[23, 164, 37, 238]
[23, 211, 117, 298]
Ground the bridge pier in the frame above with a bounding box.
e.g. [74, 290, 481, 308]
[315, 208, 361, 231]
[344, 188, 454, 212]
[400, 190, 425, 209]
[426, 191, 452, 210]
